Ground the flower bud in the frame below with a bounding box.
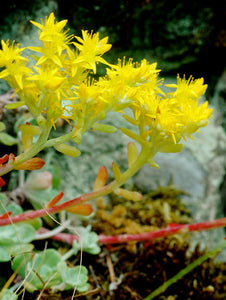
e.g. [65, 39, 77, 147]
[93, 166, 108, 191]
[114, 188, 143, 201]
[54, 143, 81, 157]
[66, 204, 93, 216]
[15, 157, 45, 170]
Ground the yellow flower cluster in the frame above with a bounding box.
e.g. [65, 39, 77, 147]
[0, 12, 212, 155]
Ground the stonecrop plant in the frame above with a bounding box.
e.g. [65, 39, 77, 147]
[0, 12, 212, 179]
[1, 12, 224, 299]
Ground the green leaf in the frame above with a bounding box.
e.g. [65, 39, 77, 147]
[0, 245, 13, 262]
[120, 127, 148, 145]
[72, 226, 101, 255]
[92, 123, 117, 133]
[6, 203, 23, 215]
[5, 101, 25, 110]
[11, 248, 90, 293]
[0, 193, 8, 207]
[0, 223, 36, 246]
[0, 132, 18, 146]
[54, 143, 81, 157]
[0, 122, 6, 132]
[11, 249, 63, 292]
[0, 289, 18, 300]
[147, 158, 160, 169]
[159, 143, 184, 153]
[0, 243, 34, 262]
[57, 261, 89, 292]
[13, 114, 36, 134]
[48, 164, 61, 189]
[9, 243, 34, 257]
[22, 215, 43, 230]
[39, 248, 62, 269]
[12, 252, 42, 292]
[25, 189, 59, 208]
[11, 252, 32, 278]
[73, 132, 82, 145]
[0, 202, 23, 216]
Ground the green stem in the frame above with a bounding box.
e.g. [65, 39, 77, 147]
[0, 123, 52, 176]
[61, 248, 75, 261]
[0, 144, 154, 225]
[43, 127, 76, 148]
[71, 143, 155, 205]
[0, 125, 77, 177]
[103, 144, 154, 194]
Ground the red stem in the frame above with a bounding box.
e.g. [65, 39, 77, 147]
[0, 184, 114, 226]
[37, 217, 226, 245]
[0, 192, 87, 226]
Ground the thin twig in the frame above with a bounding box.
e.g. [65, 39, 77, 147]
[89, 265, 105, 300]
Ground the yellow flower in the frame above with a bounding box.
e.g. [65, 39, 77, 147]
[0, 12, 213, 152]
[0, 41, 31, 90]
[166, 75, 207, 101]
[0, 60, 31, 90]
[30, 12, 71, 46]
[25, 66, 67, 119]
[129, 74, 212, 146]
[28, 45, 64, 67]
[179, 100, 213, 139]
[72, 81, 104, 120]
[105, 58, 163, 106]
[29, 12, 73, 66]
[62, 47, 87, 84]
[0, 40, 27, 67]
[73, 30, 112, 73]
[107, 58, 160, 87]
[27, 66, 65, 92]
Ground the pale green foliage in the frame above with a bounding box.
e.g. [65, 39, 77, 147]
[11, 248, 89, 293]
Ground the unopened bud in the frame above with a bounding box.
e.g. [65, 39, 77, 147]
[66, 204, 93, 216]
[15, 157, 45, 170]
[114, 188, 143, 201]
[93, 166, 108, 191]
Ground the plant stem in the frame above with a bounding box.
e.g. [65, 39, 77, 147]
[35, 220, 70, 240]
[0, 122, 52, 176]
[36, 218, 226, 245]
[0, 124, 77, 177]
[0, 144, 153, 226]
[61, 248, 76, 261]
[43, 127, 76, 148]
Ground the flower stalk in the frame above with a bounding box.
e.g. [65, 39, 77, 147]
[0, 144, 154, 226]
